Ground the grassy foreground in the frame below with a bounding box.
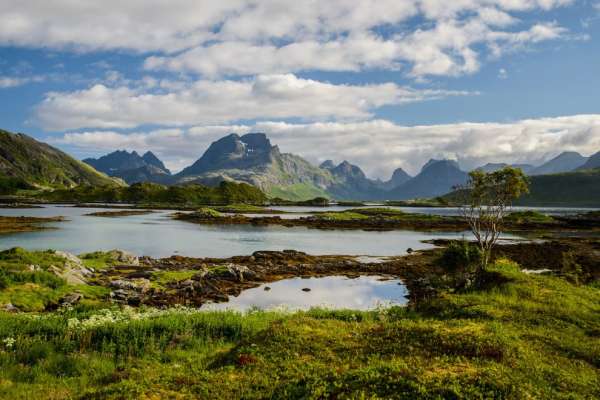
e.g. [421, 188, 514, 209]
[0, 257, 598, 399]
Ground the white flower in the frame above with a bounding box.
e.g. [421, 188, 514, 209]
[2, 337, 15, 349]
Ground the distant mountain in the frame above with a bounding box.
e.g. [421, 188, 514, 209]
[325, 161, 387, 200]
[476, 162, 535, 174]
[0, 129, 121, 190]
[577, 151, 600, 171]
[389, 159, 467, 200]
[142, 151, 170, 174]
[530, 152, 587, 175]
[84, 150, 171, 184]
[175, 133, 335, 200]
[381, 168, 411, 190]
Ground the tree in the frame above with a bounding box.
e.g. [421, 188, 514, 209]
[455, 167, 529, 272]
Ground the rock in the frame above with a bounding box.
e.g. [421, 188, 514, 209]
[59, 292, 83, 306]
[407, 248, 414, 254]
[27, 264, 40, 271]
[110, 279, 150, 293]
[2, 303, 19, 312]
[48, 264, 89, 285]
[54, 251, 83, 266]
[301, 288, 311, 292]
[226, 264, 258, 282]
[107, 249, 139, 266]
[264, 286, 271, 291]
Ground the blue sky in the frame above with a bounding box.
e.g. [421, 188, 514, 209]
[0, 1, 599, 177]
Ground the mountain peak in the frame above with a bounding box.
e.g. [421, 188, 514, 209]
[320, 160, 336, 170]
[422, 159, 460, 172]
[142, 151, 170, 174]
[177, 132, 276, 177]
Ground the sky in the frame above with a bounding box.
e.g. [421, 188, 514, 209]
[0, 0, 599, 178]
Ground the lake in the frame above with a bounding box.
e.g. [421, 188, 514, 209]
[0, 204, 546, 258]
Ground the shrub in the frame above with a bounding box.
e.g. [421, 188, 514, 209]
[561, 251, 585, 284]
[439, 240, 482, 274]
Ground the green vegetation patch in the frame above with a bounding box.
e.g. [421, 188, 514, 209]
[505, 210, 555, 224]
[39, 181, 267, 206]
[267, 183, 330, 201]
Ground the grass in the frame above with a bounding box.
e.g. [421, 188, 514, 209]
[152, 271, 197, 287]
[505, 210, 555, 224]
[267, 183, 330, 202]
[211, 204, 267, 213]
[0, 254, 598, 398]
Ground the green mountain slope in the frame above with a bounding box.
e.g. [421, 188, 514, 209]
[515, 168, 600, 206]
[0, 129, 122, 191]
[442, 168, 600, 206]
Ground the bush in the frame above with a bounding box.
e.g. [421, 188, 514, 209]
[439, 240, 482, 273]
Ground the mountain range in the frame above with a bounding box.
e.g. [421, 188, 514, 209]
[1, 128, 598, 204]
[84, 150, 171, 184]
[81, 132, 600, 201]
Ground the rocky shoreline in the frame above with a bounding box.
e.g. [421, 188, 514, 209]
[172, 209, 600, 233]
[29, 237, 595, 312]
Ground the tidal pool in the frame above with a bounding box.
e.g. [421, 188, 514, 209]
[202, 275, 408, 311]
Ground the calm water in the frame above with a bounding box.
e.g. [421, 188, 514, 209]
[0, 205, 471, 257]
[202, 275, 408, 311]
[0, 205, 514, 258]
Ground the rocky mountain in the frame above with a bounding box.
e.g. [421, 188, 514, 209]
[175, 133, 335, 200]
[530, 151, 587, 175]
[84, 150, 171, 184]
[381, 168, 411, 190]
[476, 162, 535, 174]
[577, 151, 600, 170]
[321, 160, 387, 200]
[142, 151, 170, 174]
[0, 129, 121, 190]
[389, 159, 468, 200]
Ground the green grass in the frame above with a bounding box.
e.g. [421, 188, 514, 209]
[313, 211, 370, 221]
[211, 204, 267, 213]
[267, 183, 330, 201]
[505, 210, 555, 223]
[1, 253, 599, 398]
[152, 271, 197, 287]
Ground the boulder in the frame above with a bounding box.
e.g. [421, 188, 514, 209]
[54, 251, 83, 267]
[107, 249, 139, 266]
[59, 292, 83, 306]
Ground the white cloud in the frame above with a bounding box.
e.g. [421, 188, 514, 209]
[51, 114, 600, 178]
[1, 1, 573, 78]
[145, 20, 567, 78]
[34, 74, 473, 131]
[498, 68, 508, 79]
[0, 75, 43, 88]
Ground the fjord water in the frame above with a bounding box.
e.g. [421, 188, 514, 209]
[202, 275, 408, 311]
[0, 205, 471, 257]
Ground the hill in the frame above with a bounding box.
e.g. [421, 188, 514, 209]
[0, 129, 121, 193]
[515, 168, 600, 206]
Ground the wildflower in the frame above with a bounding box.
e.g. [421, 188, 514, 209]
[2, 337, 15, 349]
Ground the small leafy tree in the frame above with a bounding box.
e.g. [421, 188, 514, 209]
[455, 167, 529, 272]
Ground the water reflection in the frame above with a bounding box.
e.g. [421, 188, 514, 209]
[202, 275, 408, 311]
